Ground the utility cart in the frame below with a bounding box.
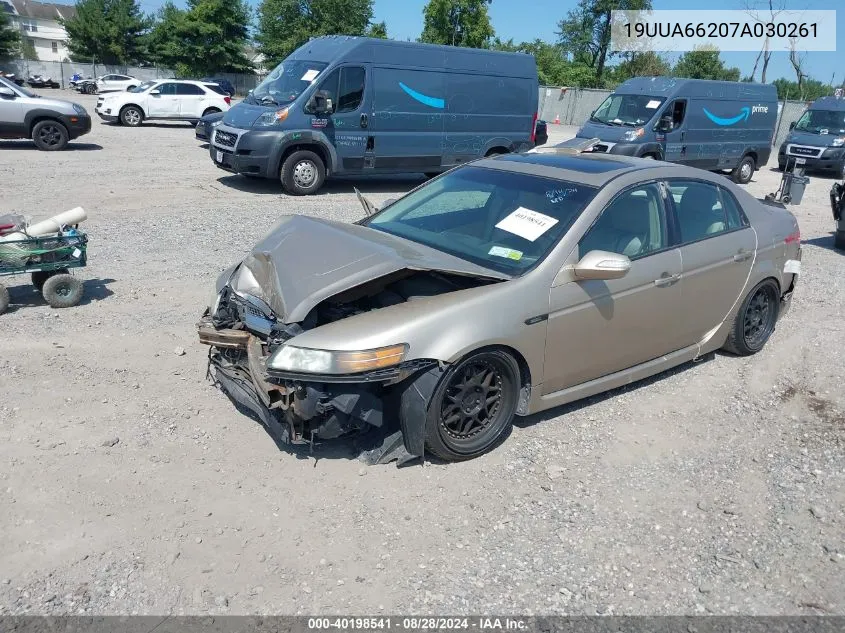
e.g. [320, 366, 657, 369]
[0, 229, 88, 315]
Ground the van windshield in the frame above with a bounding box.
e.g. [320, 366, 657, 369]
[591, 94, 664, 127]
[249, 60, 329, 106]
[794, 109, 845, 134]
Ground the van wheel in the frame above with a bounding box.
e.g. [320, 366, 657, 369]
[280, 150, 325, 195]
[732, 155, 756, 184]
[32, 120, 69, 151]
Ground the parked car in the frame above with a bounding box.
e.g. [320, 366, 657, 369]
[196, 109, 225, 141]
[777, 96, 845, 178]
[197, 152, 801, 463]
[568, 77, 778, 184]
[95, 74, 138, 93]
[94, 80, 231, 127]
[0, 76, 91, 150]
[209, 35, 539, 195]
[201, 77, 235, 97]
[534, 119, 548, 146]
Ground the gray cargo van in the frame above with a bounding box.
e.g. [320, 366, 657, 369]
[210, 36, 539, 195]
[571, 77, 778, 184]
[777, 95, 845, 178]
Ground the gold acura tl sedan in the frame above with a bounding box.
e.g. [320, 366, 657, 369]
[198, 152, 801, 464]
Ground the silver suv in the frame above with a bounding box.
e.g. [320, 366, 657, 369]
[0, 76, 92, 150]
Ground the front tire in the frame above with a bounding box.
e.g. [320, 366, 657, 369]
[42, 274, 84, 309]
[32, 120, 69, 151]
[722, 279, 780, 356]
[732, 154, 756, 184]
[120, 105, 143, 127]
[423, 349, 520, 461]
[280, 150, 325, 195]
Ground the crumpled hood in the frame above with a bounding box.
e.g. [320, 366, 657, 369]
[784, 130, 845, 148]
[222, 102, 273, 129]
[224, 215, 509, 324]
[576, 121, 642, 142]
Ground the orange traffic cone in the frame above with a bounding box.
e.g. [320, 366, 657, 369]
[553, 114, 560, 125]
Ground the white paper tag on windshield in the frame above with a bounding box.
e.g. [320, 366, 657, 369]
[646, 100, 661, 109]
[488, 246, 523, 261]
[784, 260, 801, 275]
[495, 207, 558, 242]
[301, 69, 320, 82]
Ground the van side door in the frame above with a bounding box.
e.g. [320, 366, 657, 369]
[659, 99, 689, 164]
[306, 65, 371, 172]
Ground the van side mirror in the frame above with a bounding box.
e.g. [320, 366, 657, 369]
[0, 86, 15, 98]
[656, 115, 673, 132]
[789, 121, 796, 130]
[309, 90, 333, 115]
[573, 250, 631, 280]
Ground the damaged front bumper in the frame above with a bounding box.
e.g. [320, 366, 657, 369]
[197, 316, 433, 464]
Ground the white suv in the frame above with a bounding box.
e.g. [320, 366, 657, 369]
[94, 80, 231, 127]
[96, 74, 139, 93]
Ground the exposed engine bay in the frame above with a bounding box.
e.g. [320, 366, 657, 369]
[198, 267, 497, 464]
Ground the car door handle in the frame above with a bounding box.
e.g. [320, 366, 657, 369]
[360, 114, 368, 129]
[654, 273, 681, 287]
[733, 250, 753, 262]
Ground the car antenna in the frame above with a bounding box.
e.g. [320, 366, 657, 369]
[354, 187, 376, 217]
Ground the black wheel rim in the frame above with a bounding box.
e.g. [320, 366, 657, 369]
[38, 125, 62, 146]
[743, 286, 776, 349]
[440, 360, 504, 446]
[55, 282, 72, 298]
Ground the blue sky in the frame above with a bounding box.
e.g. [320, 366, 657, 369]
[135, 0, 843, 84]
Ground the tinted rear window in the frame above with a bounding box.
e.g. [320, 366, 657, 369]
[206, 84, 227, 96]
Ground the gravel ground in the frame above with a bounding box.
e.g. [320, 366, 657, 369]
[0, 92, 843, 616]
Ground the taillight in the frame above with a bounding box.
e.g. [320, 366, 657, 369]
[530, 111, 537, 144]
[785, 229, 800, 244]
[224, 96, 231, 105]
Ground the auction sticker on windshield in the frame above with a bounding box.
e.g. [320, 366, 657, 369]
[646, 100, 661, 109]
[489, 246, 523, 261]
[495, 207, 559, 242]
[301, 69, 321, 82]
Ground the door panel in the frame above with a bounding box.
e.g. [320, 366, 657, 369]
[0, 91, 25, 136]
[542, 182, 686, 395]
[148, 83, 180, 117]
[312, 66, 371, 171]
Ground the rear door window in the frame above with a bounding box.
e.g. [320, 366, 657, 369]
[667, 180, 750, 243]
[175, 83, 205, 95]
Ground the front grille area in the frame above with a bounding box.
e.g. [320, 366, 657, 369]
[215, 130, 237, 148]
[592, 144, 609, 153]
[787, 145, 821, 158]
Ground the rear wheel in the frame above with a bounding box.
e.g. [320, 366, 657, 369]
[280, 150, 325, 195]
[32, 268, 69, 292]
[732, 154, 756, 184]
[120, 105, 143, 127]
[202, 107, 221, 118]
[32, 120, 68, 151]
[42, 274, 84, 309]
[722, 279, 780, 355]
[423, 349, 520, 461]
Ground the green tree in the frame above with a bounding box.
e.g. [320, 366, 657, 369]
[420, 0, 494, 48]
[611, 51, 671, 82]
[62, 0, 149, 65]
[256, 0, 377, 66]
[557, 0, 651, 84]
[492, 37, 597, 87]
[149, 0, 252, 75]
[673, 48, 741, 81]
[21, 38, 38, 60]
[366, 21, 388, 39]
[773, 77, 830, 101]
[0, 7, 20, 59]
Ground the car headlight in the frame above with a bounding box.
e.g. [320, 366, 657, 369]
[211, 119, 222, 128]
[72, 103, 86, 115]
[832, 137, 845, 147]
[267, 343, 408, 374]
[623, 127, 645, 141]
[254, 107, 289, 127]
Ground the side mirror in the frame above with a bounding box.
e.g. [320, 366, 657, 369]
[309, 90, 333, 114]
[573, 250, 631, 281]
[789, 121, 796, 130]
[656, 115, 673, 132]
[149, 89, 160, 95]
[0, 86, 15, 98]
[382, 198, 396, 208]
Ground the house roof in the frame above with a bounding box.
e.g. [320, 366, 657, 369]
[8, 0, 76, 21]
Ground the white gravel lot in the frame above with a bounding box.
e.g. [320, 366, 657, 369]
[0, 92, 843, 616]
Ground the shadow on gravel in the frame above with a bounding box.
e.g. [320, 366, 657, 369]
[0, 141, 103, 151]
[803, 233, 843, 253]
[515, 352, 717, 430]
[216, 173, 426, 196]
[3, 277, 116, 312]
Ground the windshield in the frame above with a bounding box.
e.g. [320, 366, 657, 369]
[250, 60, 328, 105]
[794, 109, 845, 134]
[592, 94, 665, 127]
[130, 81, 156, 94]
[363, 166, 598, 276]
[0, 76, 35, 97]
